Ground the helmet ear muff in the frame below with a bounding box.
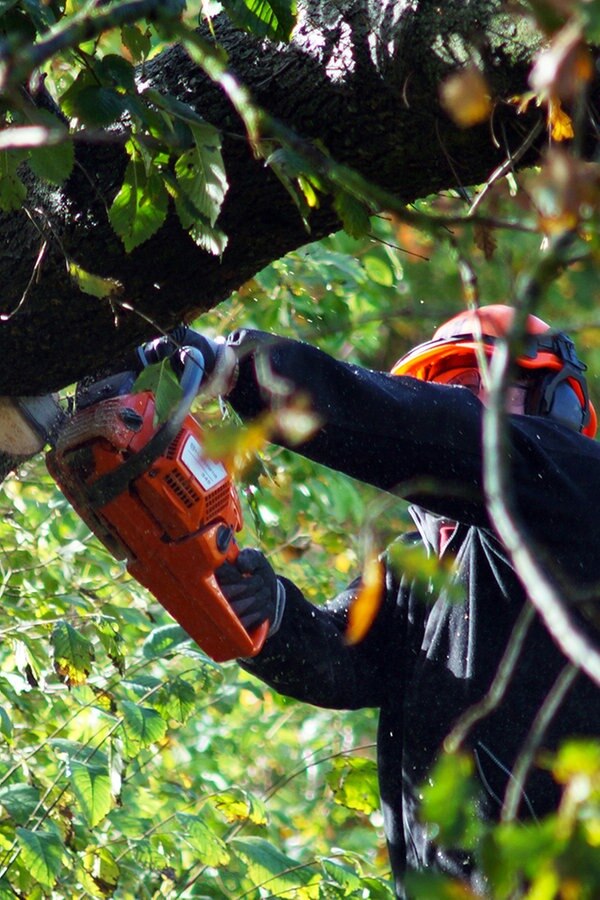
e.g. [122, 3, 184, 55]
[525, 368, 590, 433]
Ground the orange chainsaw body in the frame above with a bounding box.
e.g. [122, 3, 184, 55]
[46, 391, 267, 661]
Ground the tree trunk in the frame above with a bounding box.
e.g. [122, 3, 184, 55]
[0, 1, 567, 394]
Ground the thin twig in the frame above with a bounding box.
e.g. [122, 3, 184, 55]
[469, 118, 544, 216]
[482, 233, 600, 687]
[445, 604, 535, 753]
[501, 664, 578, 821]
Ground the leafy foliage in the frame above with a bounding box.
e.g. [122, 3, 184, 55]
[0, 0, 600, 897]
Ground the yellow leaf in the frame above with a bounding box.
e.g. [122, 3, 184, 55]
[68, 261, 123, 299]
[202, 417, 271, 478]
[548, 97, 574, 141]
[54, 658, 89, 686]
[440, 67, 492, 128]
[346, 553, 384, 644]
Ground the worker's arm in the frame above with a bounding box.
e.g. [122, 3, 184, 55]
[217, 547, 413, 710]
[222, 329, 600, 590]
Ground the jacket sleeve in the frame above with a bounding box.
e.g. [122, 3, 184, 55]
[239, 564, 411, 710]
[226, 328, 600, 592]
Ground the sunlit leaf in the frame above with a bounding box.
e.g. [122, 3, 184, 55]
[346, 553, 384, 644]
[321, 857, 362, 894]
[440, 67, 492, 127]
[549, 739, 600, 790]
[51, 621, 94, 686]
[69, 759, 113, 827]
[141, 624, 191, 659]
[109, 159, 168, 252]
[232, 836, 311, 892]
[326, 757, 379, 814]
[221, 0, 297, 42]
[0, 783, 41, 825]
[16, 828, 64, 889]
[212, 790, 267, 825]
[363, 254, 394, 287]
[0, 706, 12, 742]
[177, 814, 230, 866]
[68, 261, 123, 299]
[420, 752, 482, 850]
[80, 846, 120, 897]
[155, 676, 195, 724]
[548, 97, 574, 141]
[132, 359, 183, 424]
[174, 123, 228, 255]
[120, 700, 167, 758]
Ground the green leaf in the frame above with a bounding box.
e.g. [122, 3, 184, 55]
[69, 759, 112, 827]
[232, 836, 310, 892]
[92, 616, 124, 672]
[98, 54, 136, 92]
[0, 150, 26, 211]
[51, 738, 102, 764]
[109, 160, 168, 252]
[222, 0, 297, 42]
[120, 700, 167, 758]
[321, 858, 362, 894]
[132, 360, 182, 424]
[326, 756, 380, 814]
[155, 676, 195, 724]
[141, 623, 191, 659]
[0, 705, 12, 741]
[212, 790, 268, 825]
[21, 0, 60, 30]
[68, 261, 123, 299]
[25, 110, 73, 185]
[420, 752, 482, 850]
[333, 190, 371, 240]
[80, 846, 120, 897]
[142, 87, 210, 129]
[177, 814, 230, 867]
[363, 254, 394, 287]
[121, 23, 152, 62]
[51, 621, 94, 686]
[16, 828, 64, 889]
[69, 85, 127, 127]
[174, 122, 228, 254]
[28, 138, 74, 185]
[0, 783, 41, 825]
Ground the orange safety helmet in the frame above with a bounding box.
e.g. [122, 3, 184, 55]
[391, 305, 597, 438]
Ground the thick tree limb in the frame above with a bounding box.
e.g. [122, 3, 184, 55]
[0, 1, 567, 395]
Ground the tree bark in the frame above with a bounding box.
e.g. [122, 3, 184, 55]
[0, 0, 577, 395]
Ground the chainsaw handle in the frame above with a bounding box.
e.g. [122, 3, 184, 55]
[223, 539, 269, 657]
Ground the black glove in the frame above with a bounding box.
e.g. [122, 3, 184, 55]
[137, 326, 219, 379]
[216, 548, 286, 637]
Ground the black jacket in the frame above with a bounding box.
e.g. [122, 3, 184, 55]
[226, 329, 600, 897]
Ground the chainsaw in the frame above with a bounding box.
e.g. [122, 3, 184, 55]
[24, 333, 268, 663]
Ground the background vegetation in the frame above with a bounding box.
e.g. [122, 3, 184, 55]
[0, 1, 599, 898]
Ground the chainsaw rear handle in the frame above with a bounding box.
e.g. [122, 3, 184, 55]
[221, 539, 270, 657]
[137, 327, 219, 378]
[86, 347, 206, 508]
